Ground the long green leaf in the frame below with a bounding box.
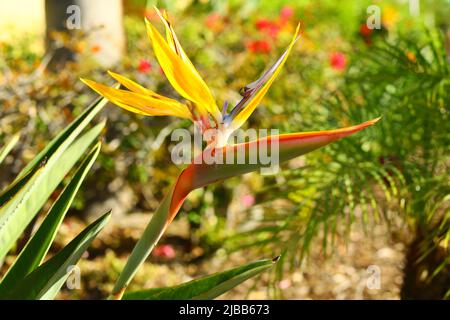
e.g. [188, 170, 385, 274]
[16, 96, 108, 181]
[0, 95, 107, 208]
[0, 122, 105, 260]
[0, 159, 45, 209]
[123, 258, 277, 300]
[111, 185, 173, 297]
[0, 143, 101, 293]
[1, 211, 111, 300]
[0, 133, 20, 166]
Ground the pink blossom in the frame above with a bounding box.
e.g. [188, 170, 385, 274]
[280, 6, 294, 22]
[153, 244, 176, 259]
[241, 194, 255, 207]
[278, 279, 292, 289]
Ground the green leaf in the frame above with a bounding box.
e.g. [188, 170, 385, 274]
[111, 186, 173, 297]
[0, 143, 101, 293]
[0, 133, 20, 166]
[0, 122, 105, 261]
[123, 258, 277, 300]
[15, 96, 108, 181]
[1, 211, 111, 300]
[0, 159, 45, 208]
[0, 95, 108, 207]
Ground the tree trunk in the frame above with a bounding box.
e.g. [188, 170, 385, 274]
[401, 226, 450, 299]
[45, 0, 125, 69]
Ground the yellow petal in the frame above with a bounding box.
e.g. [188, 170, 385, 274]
[230, 24, 301, 130]
[107, 71, 177, 104]
[145, 17, 220, 121]
[155, 8, 196, 72]
[107, 70, 152, 95]
[81, 78, 193, 119]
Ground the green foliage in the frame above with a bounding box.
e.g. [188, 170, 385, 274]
[0, 97, 109, 299]
[0, 143, 101, 292]
[0, 134, 19, 166]
[123, 258, 276, 300]
[227, 28, 449, 298]
[2, 212, 111, 300]
[0, 116, 106, 260]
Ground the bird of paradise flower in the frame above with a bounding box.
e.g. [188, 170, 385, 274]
[82, 8, 380, 299]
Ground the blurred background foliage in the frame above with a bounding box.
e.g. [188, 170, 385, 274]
[0, 0, 449, 299]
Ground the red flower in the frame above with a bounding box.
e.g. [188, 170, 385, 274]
[153, 244, 176, 259]
[91, 45, 101, 53]
[255, 19, 280, 38]
[256, 18, 272, 30]
[247, 40, 272, 54]
[406, 51, 416, 63]
[144, 7, 166, 21]
[138, 59, 152, 73]
[247, 41, 258, 53]
[359, 24, 373, 37]
[280, 6, 294, 22]
[267, 24, 281, 38]
[329, 52, 347, 71]
[364, 37, 373, 46]
[205, 13, 223, 32]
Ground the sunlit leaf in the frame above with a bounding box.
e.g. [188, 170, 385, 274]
[0, 122, 105, 260]
[0, 143, 101, 293]
[123, 258, 277, 300]
[1, 211, 111, 300]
